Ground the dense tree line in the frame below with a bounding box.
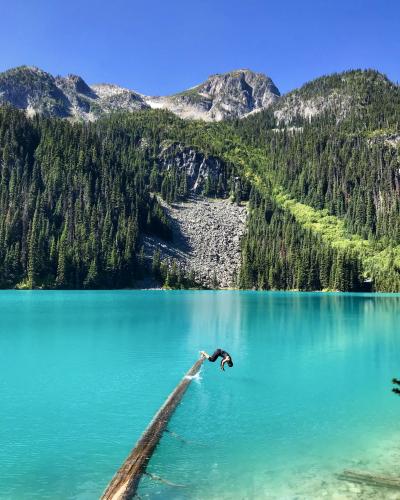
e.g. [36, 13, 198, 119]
[0, 106, 173, 288]
[235, 119, 400, 243]
[239, 186, 362, 291]
[229, 71, 400, 291]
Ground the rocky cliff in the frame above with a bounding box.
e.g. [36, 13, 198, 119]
[158, 142, 225, 193]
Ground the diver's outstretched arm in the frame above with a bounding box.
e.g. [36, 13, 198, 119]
[221, 358, 229, 371]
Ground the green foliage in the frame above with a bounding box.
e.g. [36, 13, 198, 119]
[238, 187, 362, 291]
[0, 106, 173, 288]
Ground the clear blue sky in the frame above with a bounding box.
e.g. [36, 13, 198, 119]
[1, 0, 399, 95]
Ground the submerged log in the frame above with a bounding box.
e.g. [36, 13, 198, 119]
[337, 469, 400, 490]
[101, 357, 205, 500]
[144, 471, 186, 488]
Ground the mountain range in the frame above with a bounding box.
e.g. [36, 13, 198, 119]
[0, 66, 281, 121]
[2, 65, 397, 126]
[1, 64, 397, 126]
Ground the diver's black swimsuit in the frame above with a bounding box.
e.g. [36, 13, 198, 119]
[208, 348, 232, 363]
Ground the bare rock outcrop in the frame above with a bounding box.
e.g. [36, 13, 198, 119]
[158, 143, 224, 193]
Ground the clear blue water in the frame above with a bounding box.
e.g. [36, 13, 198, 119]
[1, 291, 400, 499]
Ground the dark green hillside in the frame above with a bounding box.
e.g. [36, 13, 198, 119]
[0, 69, 399, 291]
[0, 106, 173, 288]
[237, 70, 400, 243]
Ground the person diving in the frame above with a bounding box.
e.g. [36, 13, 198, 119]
[200, 349, 233, 371]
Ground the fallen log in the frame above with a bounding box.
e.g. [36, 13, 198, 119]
[101, 357, 205, 500]
[337, 469, 400, 490]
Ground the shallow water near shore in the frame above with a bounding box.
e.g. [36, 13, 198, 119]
[1, 290, 400, 499]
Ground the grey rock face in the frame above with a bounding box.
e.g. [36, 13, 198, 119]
[0, 66, 279, 122]
[146, 145, 245, 288]
[158, 143, 224, 192]
[146, 69, 280, 121]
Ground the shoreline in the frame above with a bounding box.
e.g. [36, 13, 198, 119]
[5, 288, 400, 295]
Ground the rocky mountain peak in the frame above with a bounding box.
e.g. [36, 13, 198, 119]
[59, 74, 94, 96]
[202, 69, 280, 113]
[146, 69, 280, 121]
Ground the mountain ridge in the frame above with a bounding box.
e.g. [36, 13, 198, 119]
[0, 66, 280, 122]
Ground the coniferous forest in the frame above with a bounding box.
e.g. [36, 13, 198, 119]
[0, 70, 399, 291]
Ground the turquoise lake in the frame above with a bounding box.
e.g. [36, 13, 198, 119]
[1, 291, 400, 499]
